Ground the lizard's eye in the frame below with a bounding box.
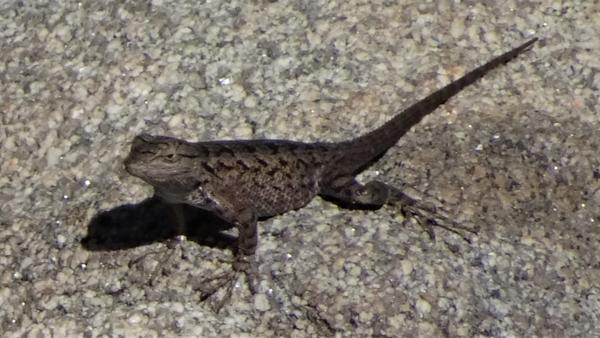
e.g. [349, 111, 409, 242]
[166, 153, 176, 160]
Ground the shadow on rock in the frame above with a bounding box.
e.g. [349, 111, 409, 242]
[81, 196, 235, 252]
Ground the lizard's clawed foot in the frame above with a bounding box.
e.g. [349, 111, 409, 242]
[401, 202, 478, 243]
[388, 188, 478, 242]
[196, 255, 258, 312]
[128, 236, 186, 285]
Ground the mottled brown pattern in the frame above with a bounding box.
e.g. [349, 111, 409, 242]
[124, 38, 537, 304]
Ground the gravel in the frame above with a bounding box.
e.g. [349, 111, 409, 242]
[1, 1, 598, 337]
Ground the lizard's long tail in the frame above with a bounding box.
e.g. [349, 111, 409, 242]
[332, 37, 537, 176]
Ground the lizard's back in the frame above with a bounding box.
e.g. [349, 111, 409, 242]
[125, 38, 537, 219]
[194, 140, 334, 217]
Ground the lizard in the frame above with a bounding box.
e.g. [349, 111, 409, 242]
[124, 37, 537, 304]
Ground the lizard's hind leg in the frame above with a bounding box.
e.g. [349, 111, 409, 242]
[320, 178, 477, 241]
[319, 177, 391, 208]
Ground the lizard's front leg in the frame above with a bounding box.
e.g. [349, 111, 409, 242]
[228, 206, 259, 294]
[186, 188, 259, 308]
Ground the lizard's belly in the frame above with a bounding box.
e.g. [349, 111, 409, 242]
[253, 189, 317, 217]
[245, 176, 320, 217]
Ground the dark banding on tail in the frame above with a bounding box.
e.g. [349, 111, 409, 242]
[330, 37, 538, 176]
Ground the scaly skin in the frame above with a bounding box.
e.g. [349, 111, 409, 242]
[124, 37, 537, 307]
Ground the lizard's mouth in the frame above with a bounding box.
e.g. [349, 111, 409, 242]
[123, 155, 146, 180]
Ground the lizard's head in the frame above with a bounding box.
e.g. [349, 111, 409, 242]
[124, 134, 204, 198]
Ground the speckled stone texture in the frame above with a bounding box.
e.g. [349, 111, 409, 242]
[1, 1, 598, 337]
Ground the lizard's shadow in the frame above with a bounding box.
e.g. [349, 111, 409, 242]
[81, 196, 236, 252]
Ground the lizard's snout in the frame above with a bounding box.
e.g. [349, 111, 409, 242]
[124, 135, 151, 172]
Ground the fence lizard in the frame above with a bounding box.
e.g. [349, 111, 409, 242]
[124, 37, 537, 304]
